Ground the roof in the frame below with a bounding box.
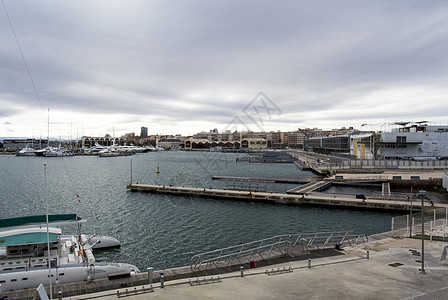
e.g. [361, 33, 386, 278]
[0, 227, 61, 247]
[0, 214, 78, 229]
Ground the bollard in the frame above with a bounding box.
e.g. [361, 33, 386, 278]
[308, 258, 311, 268]
[367, 250, 370, 259]
[147, 267, 153, 284]
[240, 266, 244, 277]
[160, 275, 165, 288]
[58, 291, 62, 300]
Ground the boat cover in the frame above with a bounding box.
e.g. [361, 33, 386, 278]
[0, 214, 78, 229]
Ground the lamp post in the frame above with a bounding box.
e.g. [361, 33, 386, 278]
[409, 195, 413, 238]
[419, 190, 426, 274]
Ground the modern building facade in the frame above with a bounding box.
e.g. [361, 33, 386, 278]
[377, 124, 448, 160]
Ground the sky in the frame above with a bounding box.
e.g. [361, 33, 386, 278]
[1, 0, 448, 139]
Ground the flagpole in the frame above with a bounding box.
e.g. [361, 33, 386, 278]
[44, 163, 53, 299]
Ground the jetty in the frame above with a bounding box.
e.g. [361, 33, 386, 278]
[211, 175, 312, 184]
[126, 183, 447, 211]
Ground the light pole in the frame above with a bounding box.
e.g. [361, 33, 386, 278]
[409, 195, 413, 238]
[419, 190, 426, 274]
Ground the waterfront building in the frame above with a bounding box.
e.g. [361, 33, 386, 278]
[304, 135, 352, 155]
[377, 124, 448, 160]
[2, 138, 49, 151]
[350, 133, 376, 159]
[81, 136, 124, 148]
[241, 138, 268, 149]
[158, 135, 184, 150]
[184, 137, 267, 150]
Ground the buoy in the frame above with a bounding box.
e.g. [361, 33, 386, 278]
[156, 165, 160, 173]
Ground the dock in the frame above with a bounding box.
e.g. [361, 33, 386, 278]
[126, 183, 448, 211]
[286, 180, 331, 194]
[211, 175, 312, 184]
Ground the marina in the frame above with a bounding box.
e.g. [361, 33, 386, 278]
[1, 151, 447, 298]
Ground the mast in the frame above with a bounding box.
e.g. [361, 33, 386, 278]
[44, 163, 53, 299]
[47, 108, 50, 148]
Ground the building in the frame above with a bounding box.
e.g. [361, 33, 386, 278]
[377, 124, 448, 160]
[158, 135, 184, 150]
[284, 131, 306, 149]
[140, 127, 148, 137]
[266, 131, 284, 148]
[350, 133, 375, 159]
[184, 139, 241, 150]
[304, 135, 351, 155]
[241, 138, 267, 149]
[2, 139, 49, 151]
[81, 136, 124, 148]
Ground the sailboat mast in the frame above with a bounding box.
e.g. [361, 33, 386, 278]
[47, 108, 50, 148]
[44, 163, 53, 299]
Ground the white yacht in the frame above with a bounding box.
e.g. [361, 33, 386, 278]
[44, 147, 74, 157]
[16, 145, 36, 156]
[34, 146, 52, 156]
[0, 214, 139, 292]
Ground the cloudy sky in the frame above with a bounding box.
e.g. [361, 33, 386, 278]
[1, 0, 447, 139]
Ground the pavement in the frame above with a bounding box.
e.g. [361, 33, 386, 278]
[67, 237, 448, 300]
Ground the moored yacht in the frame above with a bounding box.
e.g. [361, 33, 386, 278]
[0, 214, 139, 292]
[16, 145, 36, 156]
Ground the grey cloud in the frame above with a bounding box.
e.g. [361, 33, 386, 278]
[1, 0, 448, 136]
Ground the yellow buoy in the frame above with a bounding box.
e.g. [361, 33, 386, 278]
[156, 165, 160, 173]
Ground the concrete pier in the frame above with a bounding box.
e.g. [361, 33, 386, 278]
[126, 184, 447, 211]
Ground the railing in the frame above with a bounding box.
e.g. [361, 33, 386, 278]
[391, 207, 448, 238]
[189, 231, 368, 271]
[370, 191, 414, 201]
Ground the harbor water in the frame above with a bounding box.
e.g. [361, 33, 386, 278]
[0, 151, 400, 271]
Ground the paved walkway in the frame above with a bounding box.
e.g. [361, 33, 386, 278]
[68, 238, 448, 300]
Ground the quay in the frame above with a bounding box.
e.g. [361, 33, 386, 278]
[10, 235, 448, 299]
[126, 183, 447, 211]
[71, 238, 448, 300]
[211, 175, 313, 184]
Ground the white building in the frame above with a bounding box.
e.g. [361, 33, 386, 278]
[350, 133, 375, 159]
[378, 124, 448, 160]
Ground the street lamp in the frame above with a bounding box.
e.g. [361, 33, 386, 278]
[409, 195, 413, 238]
[419, 190, 426, 274]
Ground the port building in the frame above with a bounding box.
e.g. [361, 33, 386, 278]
[304, 123, 448, 160]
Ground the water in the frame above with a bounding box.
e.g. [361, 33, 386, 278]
[0, 152, 401, 271]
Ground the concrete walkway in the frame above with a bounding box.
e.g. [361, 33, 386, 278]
[68, 238, 448, 300]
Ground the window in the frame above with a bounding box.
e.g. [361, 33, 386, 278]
[396, 136, 407, 143]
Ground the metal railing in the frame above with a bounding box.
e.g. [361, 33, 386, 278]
[189, 231, 368, 271]
[391, 207, 448, 238]
[370, 191, 414, 201]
